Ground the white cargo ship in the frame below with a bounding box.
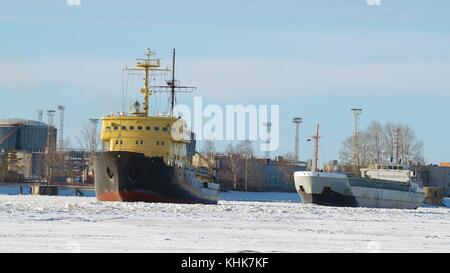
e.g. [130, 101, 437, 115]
[294, 164, 425, 209]
[293, 124, 425, 209]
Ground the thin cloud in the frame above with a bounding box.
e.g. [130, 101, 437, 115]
[0, 58, 126, 97]
[1, 58, 449, 101]
[178, 59, 450, 100]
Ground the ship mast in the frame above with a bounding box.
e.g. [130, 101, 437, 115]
[127, 48, 165, 117]
[125, 48, 195, 117]
[150, 48, 196, 117]
[143, 52, 150, 116]
[137, 49, 159, 116]
[313, 124, 320, 172]
[170, 48, 176, 115]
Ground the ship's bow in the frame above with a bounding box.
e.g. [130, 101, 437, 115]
[294, 171, 357, 207]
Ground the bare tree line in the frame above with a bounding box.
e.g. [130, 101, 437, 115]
[340, 121, 425, 167]
[75, 121, 100, 178]
[224, 140, 254, 189]
[76, 121, 100, 153]
[202, 140, 267, 190]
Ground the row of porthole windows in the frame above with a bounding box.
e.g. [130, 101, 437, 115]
[114, 140, 164, 146]
[106, 126, 169, 132]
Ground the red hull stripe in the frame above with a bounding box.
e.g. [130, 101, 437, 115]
[97, 191, 198, 204]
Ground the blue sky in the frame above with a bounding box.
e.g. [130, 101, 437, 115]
[0, 0, 449, 164]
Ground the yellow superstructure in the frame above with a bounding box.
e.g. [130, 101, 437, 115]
[100, 116, 189, 162]
[99, 49, 191, 163]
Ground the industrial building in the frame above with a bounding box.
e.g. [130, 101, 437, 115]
[0, 111, 98, 185]
[0, 118, 57, 182]
[0, 119, 56, 153]
[412, 164, 450, 197]
[214, 155, 306, 192]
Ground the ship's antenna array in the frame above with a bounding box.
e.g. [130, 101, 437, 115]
[124, 48, 166, 116]
[123, 48, 195, 117]
[171, 48, 176, 115]
[151, 48, 196, 116]
[293, 117, 302, 163]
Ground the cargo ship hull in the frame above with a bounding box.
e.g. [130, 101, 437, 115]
[94, 151, 219, 204]
[294, 172, 425, 209]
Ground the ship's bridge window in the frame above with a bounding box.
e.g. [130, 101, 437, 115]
[137, 126, 143, 130]
[121, 126, 126, 130]
[130, 126, 135, 130]
[146, 126, 151, 131]
[154, 127, 160, 131]
[162, 127, 168, 132]
[113, 126, 118, 131]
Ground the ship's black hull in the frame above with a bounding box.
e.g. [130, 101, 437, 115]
[93, 151, 219, 204]
[300, 191, 358, 207]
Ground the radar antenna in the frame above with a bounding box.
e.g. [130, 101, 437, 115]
[151, 48, 196, 116]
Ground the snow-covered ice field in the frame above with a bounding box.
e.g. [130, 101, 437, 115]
[0, 194, 449, 253]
